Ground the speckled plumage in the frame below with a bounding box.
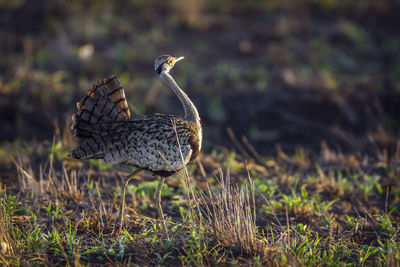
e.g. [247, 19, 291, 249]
[69, 75, 202, 176]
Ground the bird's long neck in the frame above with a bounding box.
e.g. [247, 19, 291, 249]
[160, 71, 200, 124]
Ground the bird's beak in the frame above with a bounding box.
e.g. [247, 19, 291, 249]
[175, 56, 185, 63]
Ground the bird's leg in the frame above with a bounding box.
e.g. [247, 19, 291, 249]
[154, 176, 166, 220]
[116, 168, 143, 234]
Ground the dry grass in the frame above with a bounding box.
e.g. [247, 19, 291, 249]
[0, 192, 17, 263]
[193, 169, 260, 255]
[0, 128, 399, 265]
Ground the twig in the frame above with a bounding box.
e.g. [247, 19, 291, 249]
[226, 127, 251, 159]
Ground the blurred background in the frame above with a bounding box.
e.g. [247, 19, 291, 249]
[0, 0, 399, 156]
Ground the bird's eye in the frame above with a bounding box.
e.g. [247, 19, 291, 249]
[168, 59, 174, 65]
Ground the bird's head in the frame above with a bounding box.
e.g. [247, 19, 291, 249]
[154, 55, 184, 75]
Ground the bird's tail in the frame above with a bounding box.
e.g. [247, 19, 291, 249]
[69, 76, 131, 159]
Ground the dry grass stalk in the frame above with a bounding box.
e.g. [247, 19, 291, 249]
[13, 155, 83, 202]
[0, 192, 16, 261]
[193, 169, 261, 255]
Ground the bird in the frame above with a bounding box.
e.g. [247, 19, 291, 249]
[68, 55, 202, 233]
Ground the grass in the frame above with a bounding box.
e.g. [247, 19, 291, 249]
[0, 127, 399, 266]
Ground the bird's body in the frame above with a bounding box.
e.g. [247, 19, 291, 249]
[69, 76, 201, 175]
[69, 55, 202, 232]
